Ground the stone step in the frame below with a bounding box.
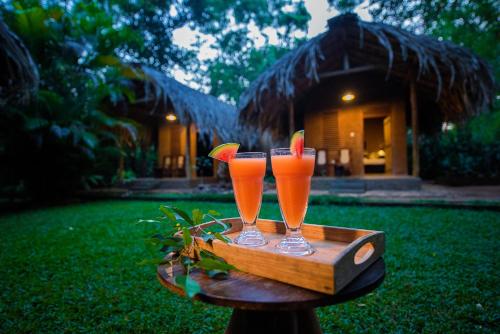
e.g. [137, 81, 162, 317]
[125, 179, 160, 191]
[312, 178, 366, 193]
[330, 180, 366, 193]
[311, 176, 421, 192]
[123, 176, 421, 193]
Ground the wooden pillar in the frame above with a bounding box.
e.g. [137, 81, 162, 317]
[410, 80, 420, 177]
[185, 122, 192, 179]
[190, 124, 197, 179]
[212, 134, 220, 178]
[288, 101, 295, 138]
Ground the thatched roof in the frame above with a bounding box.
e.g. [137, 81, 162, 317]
[132, 65, 257, 147]
[238, 14, 495, 129]
[0, 18, 39, 106]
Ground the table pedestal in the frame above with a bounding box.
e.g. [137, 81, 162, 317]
[226, 308, 322, 334]
[158, 258, 385, 333]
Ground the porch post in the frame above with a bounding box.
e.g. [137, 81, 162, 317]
[288, 101, 295, 138]
[185, 122, 192, 179]
[410, 80, 420, 177]
[191, 124, 197, 179]
[212, 133, 219, 178]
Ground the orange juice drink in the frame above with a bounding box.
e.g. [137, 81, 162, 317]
[228, 152, 267, 247]
[271, 154, 315, 228]
[229, 157, 266, 224]
[271, 148, 316, 256]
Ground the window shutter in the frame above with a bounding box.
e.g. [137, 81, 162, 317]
[323, 111, 339, 161]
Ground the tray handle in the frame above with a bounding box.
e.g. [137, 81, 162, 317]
[333, 231, 385, 293]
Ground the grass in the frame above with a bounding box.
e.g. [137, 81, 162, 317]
[0, 200, 499, 333]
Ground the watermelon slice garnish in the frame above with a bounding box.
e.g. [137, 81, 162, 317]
[208, 143, 240, 163]
[290, 130, 304, 158]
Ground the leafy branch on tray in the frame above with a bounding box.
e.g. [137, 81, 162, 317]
[139, 205, 235, 298]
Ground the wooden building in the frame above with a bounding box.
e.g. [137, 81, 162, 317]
[238, 14, 495, 178]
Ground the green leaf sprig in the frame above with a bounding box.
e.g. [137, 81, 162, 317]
[139, 205, 235, 298]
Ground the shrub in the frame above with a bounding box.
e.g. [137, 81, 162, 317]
[418, 111, 500, 185]
[124, 145, 157, 178]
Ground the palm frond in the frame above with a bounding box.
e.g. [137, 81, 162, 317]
[0, 18, 39, 106]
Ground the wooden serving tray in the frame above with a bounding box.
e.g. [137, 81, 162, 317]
[190, 218, 384, 295]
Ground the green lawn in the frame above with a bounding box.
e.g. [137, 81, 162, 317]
[0, 201, 498, 333]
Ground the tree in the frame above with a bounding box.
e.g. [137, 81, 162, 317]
[103, 0, 196, 72]
[93, 0, 311, 103]
[203, 0, 311, 103]
[208, 44, 293, 103]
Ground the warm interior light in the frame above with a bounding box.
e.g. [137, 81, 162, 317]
[165, 113, 177, 122]
[342, 92, 356, 102]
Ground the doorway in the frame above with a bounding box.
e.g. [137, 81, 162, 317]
[363, 117, 390, 174]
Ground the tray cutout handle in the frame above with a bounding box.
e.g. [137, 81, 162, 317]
[333, 231, 384, 293]
[354, 242, 375, 265]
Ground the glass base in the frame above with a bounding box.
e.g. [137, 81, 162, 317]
[234, 227, 267, 247]
[276, 234, 314, 256]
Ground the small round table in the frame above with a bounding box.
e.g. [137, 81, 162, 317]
[157, 258, 385, 334]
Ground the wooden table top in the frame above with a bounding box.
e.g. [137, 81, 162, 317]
[157, 257, 385, 311]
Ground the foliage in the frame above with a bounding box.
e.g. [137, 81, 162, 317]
[0, 200, 498, 333]
[204, 1, 310, 103]
[123, 145, 157, 178]
[139, 205, 235, 298]
[100, 0, 311, 103]
[0, 91, 136, 196]
[195, 156, 213, 177]
[209, 44, 295, 103]
[0, 1, 144, 197]
[418, 111, 500, 184]
[105, 0, 196, 72]
[328, 0, 500, 82]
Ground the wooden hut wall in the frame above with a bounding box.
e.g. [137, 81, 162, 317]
[338, 107, 364, 175]
[303, 89, 407, 176]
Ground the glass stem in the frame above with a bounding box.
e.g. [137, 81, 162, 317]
[288, 227, 302, 238]
[242, 220, 257, 232]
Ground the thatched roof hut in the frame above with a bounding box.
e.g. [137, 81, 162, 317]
[130, 65, 256, 147]
[0, 18, 39, 106]
[238, 14, 495, 130]
[238, 14, 495, 179]
[123, 65, 257, 179]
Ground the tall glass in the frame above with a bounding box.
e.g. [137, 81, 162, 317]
[228, 152, 267, 247]
[271, 148, 315, 255]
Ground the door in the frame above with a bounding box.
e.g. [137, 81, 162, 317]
[383, 116, 392, 174]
